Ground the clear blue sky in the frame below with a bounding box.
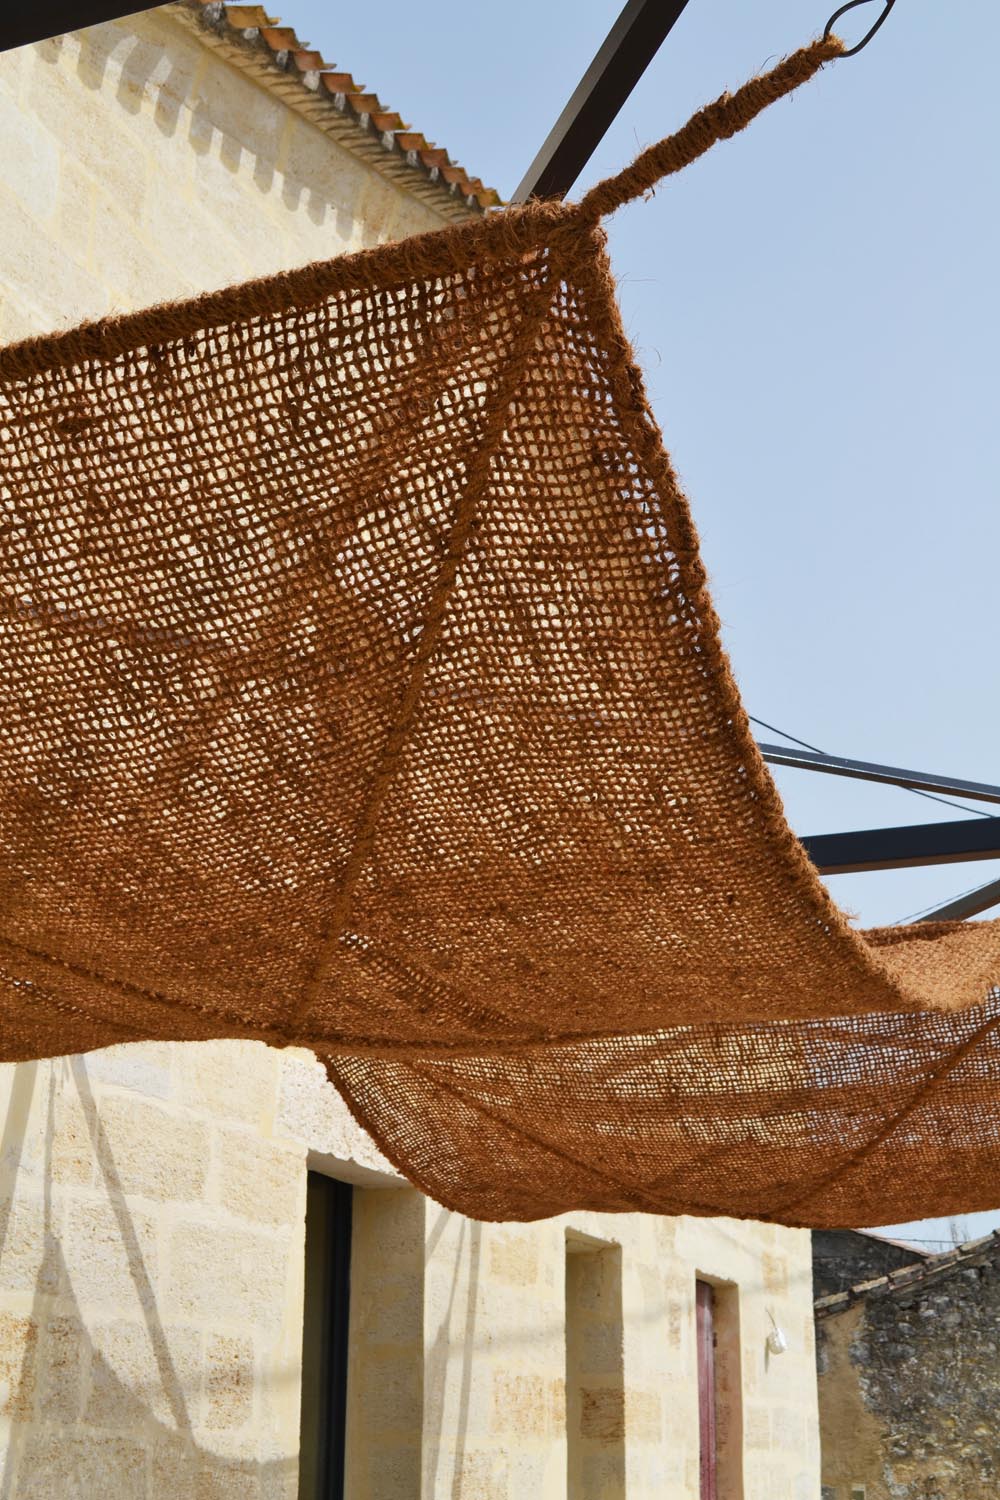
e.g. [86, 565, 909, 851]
[287, 0, 1000, 1240]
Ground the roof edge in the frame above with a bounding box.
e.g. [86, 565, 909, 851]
[847, 1228, 933, 1256]
[815, 1227, 1000, 1318]
[168, 0, 501, 221]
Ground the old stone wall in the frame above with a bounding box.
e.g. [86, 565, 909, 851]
[816, 1236, 1000, 1500]
[812, 1231, 925, 1302]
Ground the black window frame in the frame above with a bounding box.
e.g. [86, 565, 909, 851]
[299, 1173, 353, 1500]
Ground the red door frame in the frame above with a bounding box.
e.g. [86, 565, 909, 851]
[696, 1280, 718, 1500]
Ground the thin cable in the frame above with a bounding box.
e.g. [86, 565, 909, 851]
[749, 715, 824, 755]
[750, 715, 995, 821]
[871, 1237, 972, 1247]
[892, 877, 1000, 927]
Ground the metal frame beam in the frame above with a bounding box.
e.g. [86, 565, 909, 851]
[764, 740, 1000, 907]
[757, 741, 1000, 807]
[915, 877, 1000, 924]
[1, 1, 162, 52]
[512, 0, 694, 203]
[800, 818, 1000, 877]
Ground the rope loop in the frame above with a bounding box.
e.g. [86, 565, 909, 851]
[825, 0, 897, 58]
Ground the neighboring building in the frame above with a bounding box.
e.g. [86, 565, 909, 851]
[811, 1230, 927, 1303]
[815, 1230, 1000, 1500]
[0, 6, 822, 1496]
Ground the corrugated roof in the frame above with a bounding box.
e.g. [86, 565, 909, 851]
[815, 1228, 1000, 1318]
[174, 1, 501, 217]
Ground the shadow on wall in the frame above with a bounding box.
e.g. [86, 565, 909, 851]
[36, 17, 363, 240]
[0, 1057, 297, 1498]
[422, 1217, 483, 1500]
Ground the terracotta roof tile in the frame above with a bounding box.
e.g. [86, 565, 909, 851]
[319, 73, 361, 95]
[179, 1, 501, 214]
[292, 49, 325, 71]
[259, 25, 298, 49]
[223, 4, 276, 23]
[371, 112, 406, 134]
[348, 94, 382, 116]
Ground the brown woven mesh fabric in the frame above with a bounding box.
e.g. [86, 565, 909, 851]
[1, 38, 998, 1226]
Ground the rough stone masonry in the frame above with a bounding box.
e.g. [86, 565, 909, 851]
[815, 1230, 1000, 1500]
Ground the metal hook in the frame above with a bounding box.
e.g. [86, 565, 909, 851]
[824, 0, 897, 57]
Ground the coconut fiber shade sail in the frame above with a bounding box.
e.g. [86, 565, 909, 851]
[2, 36, 999, 1226]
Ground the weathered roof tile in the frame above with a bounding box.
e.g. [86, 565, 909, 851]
[180, 0, 501, 213]
[816, 1229, 1000, 1318]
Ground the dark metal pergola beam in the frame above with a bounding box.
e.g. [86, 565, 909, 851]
[915, 877, 1000, 924]
[511, 0, 694, 203]
[801, 817, 1000, 877]
[763, 740, 1000, 901]
[1, 0, 162, 52]
[758, 742, 1000, 808]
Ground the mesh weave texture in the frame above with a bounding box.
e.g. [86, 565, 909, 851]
[1, 38, 998, 1225]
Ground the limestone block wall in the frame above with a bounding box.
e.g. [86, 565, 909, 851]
[347, 1189, 426, 1499]
[0, 1034, 821, 1500]
[0, 1042, 398, 1495]
[0, 1046, 284, 1494]
[0, 4, 448, 344]
[344, 1199, 821, 1500]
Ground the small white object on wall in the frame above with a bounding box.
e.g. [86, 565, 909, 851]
[766, 1308, 788, 1356]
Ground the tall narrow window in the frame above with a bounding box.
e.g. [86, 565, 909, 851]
[696, 1281, 718, 1500]
[299, 1173, 353, 1500]
[565, 1233, 625, 1499]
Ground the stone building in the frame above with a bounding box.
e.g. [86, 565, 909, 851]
[815, 1229, 1000, 1500]
[0, 4, 823, 1495]
[812, 1230, 928, 1303]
